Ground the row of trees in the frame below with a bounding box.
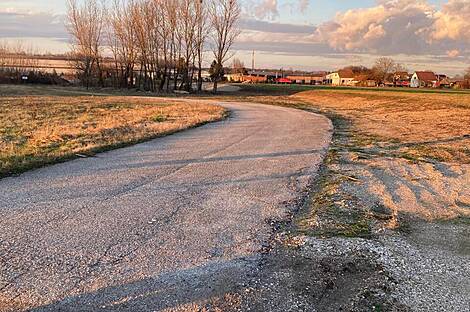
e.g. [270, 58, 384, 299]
[0, 42, 68, 85]
[66, 0, 241, 93]
[0, 42, 39, 74]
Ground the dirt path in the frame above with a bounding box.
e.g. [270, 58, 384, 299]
[0, 102, 332, 311]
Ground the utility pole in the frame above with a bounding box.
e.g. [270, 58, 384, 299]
[251, 50, 255, 73]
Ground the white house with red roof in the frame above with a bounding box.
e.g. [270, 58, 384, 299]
[410, 71, 437, 88]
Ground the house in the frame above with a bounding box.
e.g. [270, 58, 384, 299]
[436, 76, 451, 88]
[352, 74, 377, 87]
[393, 72, 410, 87]
[241, 75, 267, 83]
[225, 73, 244, 82]
[410, 71, 437, 88]
[286, 74, 325, 85]
[325, 69, 355, 86]
[247, 70, 280, 83]
[450, 78, 470, 89]
[394, 72, 410, 81]
[225, 70, 274, 83]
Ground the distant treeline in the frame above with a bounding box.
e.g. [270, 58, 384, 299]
[0, 42, 70, 85]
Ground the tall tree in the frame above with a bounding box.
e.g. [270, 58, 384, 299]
[66, 0, 105, 89]
[372, 57, 395, 84]
[464, 67, 470, 79]
[109, 0, 139, 89]
[209, 0, 241, 93]
[232, 57, 246, 74]
[195, 0, 210, 92]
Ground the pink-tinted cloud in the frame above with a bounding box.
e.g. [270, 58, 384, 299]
[447, 49, 461, 57]
[298, 0, 309, 12]
[431, 0, 470, 42]
[252, 0, 279, 20]
[315, 0, 435, 54]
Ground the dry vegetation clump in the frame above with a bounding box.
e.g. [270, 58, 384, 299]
[0, 95, 225, 177]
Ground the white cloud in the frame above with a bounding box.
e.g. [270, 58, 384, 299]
[315, 0, 435, 54]
[244, 0, 311, 19]
[298, 0, 309, 12]
[447, 49, 460, 57]
[251, 0, 279, 20]
[0, 8, 66, 39]
[431, 0, 470, 42]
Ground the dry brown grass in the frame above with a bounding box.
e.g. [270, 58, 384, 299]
[0, 93, 225, 177]
[243, 89, 470, 164]
[295, 90, 470, 163]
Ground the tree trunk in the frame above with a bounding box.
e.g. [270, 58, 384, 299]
[197, 66, 203, 92]
[212, 80, 218, 94]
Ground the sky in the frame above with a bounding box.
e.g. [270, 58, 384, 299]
[0, 0, 469, 75]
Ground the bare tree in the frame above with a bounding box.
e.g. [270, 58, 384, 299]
[209, 0, 241, 93]
[195, 0, 210, 92]
[109, 0, 139, 89]
[232, 57, 245, 74]
[0, 41, 40, 82]
[464, 67, 470, 79]
[66, 0, 105, 89]
[178, 0, 199, 91]
[393, 63, 408, 73]
[65, 0, 240, 93]
[372, 57, 395, 84]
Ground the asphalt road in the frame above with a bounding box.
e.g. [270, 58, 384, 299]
[0, 102, 332, 311]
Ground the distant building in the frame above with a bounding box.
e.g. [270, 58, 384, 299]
[394, 72, 410, 81]
[242, 75, 267, 83]
[436, 74, 451, 88]
[450, 79, 470, 89]
[352, 74, 377, 87]
[247, 70, 280, 82]
[225, 73, 244, 82]
[286, 74, 325, 85]
[325, 69, 355, 86]
[410, 71, 437, 88]
[392, 72, 411, 87]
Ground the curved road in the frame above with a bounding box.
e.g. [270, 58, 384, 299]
[0, 102, 332, 311]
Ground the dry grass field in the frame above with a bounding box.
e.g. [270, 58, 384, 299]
[238, 88, 470, 164]
[295, 89, 470, 164]
[0, 86, 225, 178]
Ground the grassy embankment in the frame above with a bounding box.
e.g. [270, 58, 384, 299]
[227, 84, 470, 237]
[0, 85, 225, 178]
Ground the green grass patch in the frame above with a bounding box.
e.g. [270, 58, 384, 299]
[152, 114, 167, 123]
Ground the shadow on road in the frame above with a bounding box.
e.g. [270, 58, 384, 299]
[32, 256, 259, 311]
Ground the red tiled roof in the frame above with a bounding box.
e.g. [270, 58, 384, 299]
[415, 71, 436, 82]
[338, 69, 355, 78]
